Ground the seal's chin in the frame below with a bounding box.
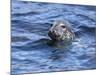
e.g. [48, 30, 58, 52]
[47, 36, 72, 48]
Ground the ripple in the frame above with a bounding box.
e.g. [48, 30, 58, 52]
[11, 1, 96, 74]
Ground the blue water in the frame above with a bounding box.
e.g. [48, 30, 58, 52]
[11, 0, 96, 74]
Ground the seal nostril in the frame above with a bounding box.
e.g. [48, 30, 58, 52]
[52, 31, 54, 33]
[61, 26, 66, 28]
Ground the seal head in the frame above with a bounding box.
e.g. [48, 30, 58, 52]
[48, 20, 75, 42]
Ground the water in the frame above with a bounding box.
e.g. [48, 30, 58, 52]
[11, 0, 96, 74]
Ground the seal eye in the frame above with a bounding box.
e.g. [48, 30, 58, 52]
[61, 26, 66, 28]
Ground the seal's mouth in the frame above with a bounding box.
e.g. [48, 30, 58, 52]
[48, 29, 65, 41]
[48, 30, 58, 41]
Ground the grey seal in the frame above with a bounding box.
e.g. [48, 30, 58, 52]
[48, 20, 75, 42]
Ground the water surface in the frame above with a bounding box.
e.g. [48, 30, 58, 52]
[11, 0, 96, 74]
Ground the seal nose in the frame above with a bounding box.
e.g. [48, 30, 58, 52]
[52, 30, 55, 34]
[48, 30, 52, 36]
